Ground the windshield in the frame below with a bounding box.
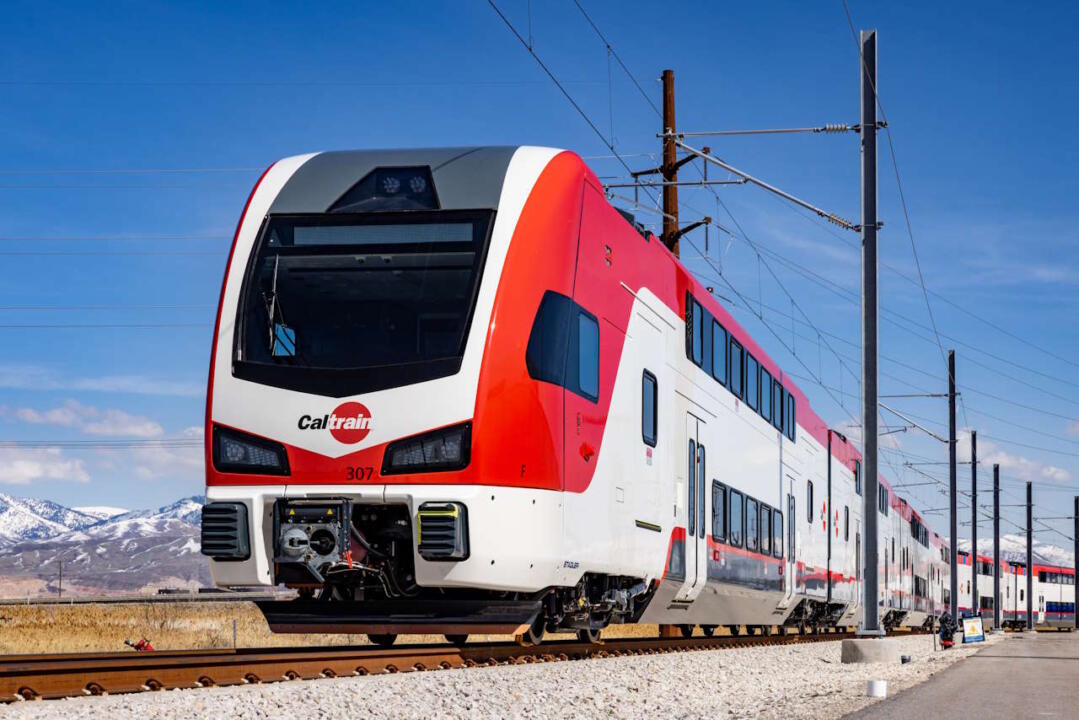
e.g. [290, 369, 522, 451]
[235, 211, 493, 397]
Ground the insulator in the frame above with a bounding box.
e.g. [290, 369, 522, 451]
[822, 124, 850, 133]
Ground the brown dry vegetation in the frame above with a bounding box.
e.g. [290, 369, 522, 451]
[0, 601, 661, 655]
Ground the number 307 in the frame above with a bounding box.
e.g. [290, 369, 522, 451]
[346, 466, 374, 482]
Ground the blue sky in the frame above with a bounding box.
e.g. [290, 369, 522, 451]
[0, 1, 1077, 548]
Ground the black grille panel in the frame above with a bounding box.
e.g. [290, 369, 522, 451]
[201, 502, 250, 561]
[417, 502, 469, 561]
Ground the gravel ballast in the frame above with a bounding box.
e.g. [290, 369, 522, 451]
[2, 633, 996, 719]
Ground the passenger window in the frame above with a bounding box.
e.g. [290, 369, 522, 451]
[686, 294, 703, 366]
[642, 371, 657, 447]
[772, 382, 784, 432]
[729, 339, 744, 400]
[844, 506, 849, 542]
[687, 440, 696, 537]
[854, 460, 862, 495]
[577, 312, 599, 401]
[712, 481, 727, 542]
[807, 480, 814, 524]
[773, 509, 783, 559]
[712, 320, 728, 386]
[697, 444, 706, 539]
[788, 494, 796, 558]
[760, 369, 773, 422]
[730, 490, 744, 547]
[786, 392, 796, 441]
[759, 504, 771, 556]
[746, 354, 759, 411]
[746, 497, 759, 552]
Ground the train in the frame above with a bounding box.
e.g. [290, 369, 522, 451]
[200, 146, 1074, 645]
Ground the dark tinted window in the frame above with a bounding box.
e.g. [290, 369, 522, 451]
[844, 506, 850, 541]
[577, 313, 599, 400]
[730, 340, 744, 400]
[854, 460, 862, 495]
[760, 369, 773, 422]
[746, 497, 760, 552]
[773, 509, 783, 558]
[642, 371, 657, 447]
[746, 354, 759, 411]
[526, 291, 599, 403]
[759, 504, 771, 556]
[807, 480, 814, 524]
[712, 321, 728, 385]
[786, 392, 796, 441]
[712, 481, 727, 541]
[730, 490, 744, 547]
[773, 383, 785, 432]
[687, 440, 697, 537]
[686, 294, 703, 366]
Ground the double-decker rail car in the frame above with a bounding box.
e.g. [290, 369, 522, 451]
[200, 146, 995, 645]
[1032, 565, 1075, 628]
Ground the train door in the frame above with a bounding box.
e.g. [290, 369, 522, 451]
[675, 412, 707, 602]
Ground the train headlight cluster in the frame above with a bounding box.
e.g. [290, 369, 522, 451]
[382, 422, 471, 475]
[212, 425, 290, 475]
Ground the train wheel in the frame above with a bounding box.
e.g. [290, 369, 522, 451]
[444, 634, 469, 646]
[516, 616, 545, 647]
[678, 624, 694, 638]
[701, 625, 717, 637]
[746, 626, 757, 636]
[577, 628, 603, 644]
[728, 625, 740, 636]
[798, 624, 807, 635]
[778, 626, 788, 636]
[367, 634, 397, 648]
[761, 625, 772, 636]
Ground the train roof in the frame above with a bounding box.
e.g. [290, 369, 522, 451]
[269, 146, 520, 215]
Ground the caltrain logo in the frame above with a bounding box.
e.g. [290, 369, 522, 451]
[297, 402, 373, 444]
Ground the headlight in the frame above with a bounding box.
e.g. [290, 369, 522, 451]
[382, 422, 471, 475]
[212, 425, 290, 475]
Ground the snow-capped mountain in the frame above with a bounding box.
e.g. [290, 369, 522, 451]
[0, 494, 209, 596]
[0, 493, 103, 545]
[957, 534, 1074, 568]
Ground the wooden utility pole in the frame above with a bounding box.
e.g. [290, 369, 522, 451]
[661, 69, 680, 256]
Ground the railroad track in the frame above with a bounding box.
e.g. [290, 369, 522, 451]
[1, 629, 910, 702]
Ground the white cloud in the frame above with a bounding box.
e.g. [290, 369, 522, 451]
[0, 364, 203, 398]
[957, 430, 1070, 483]
[129, 442, 203, 481]
[0, 448, 90, 485]
[6, 400, 163, 438]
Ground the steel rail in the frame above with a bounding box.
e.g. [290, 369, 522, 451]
[1, 629, 903, 702]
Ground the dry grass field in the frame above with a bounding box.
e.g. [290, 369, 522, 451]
[0, 601, 661, 655]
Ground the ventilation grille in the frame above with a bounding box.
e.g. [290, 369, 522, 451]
[417, 502, 469, 561]
[201, 502, 250, 561]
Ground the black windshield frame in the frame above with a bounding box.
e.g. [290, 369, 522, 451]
[232, 209, 495, 398]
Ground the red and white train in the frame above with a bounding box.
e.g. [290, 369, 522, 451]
[201, 146, 1073, 644]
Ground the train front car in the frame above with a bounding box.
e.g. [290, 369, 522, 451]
[201, 147, 659, 644]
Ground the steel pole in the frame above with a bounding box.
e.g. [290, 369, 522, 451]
[1074, 495, 1078, 630]
[948, 349, 957, 624]
[857, 28, 882, 637]
[1026, 481, 1033, 630]
[993, 464, 1000, 630]
[661, 69, 679, 256]
[971, 431, 978, 616]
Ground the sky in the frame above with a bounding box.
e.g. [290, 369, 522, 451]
[0, 0, 1077, 550]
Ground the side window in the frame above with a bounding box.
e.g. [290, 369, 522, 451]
[759, 504, 771, 556]
[807, 480, 814, 524]
[729, 339, 744, 400]
[773, 508, 783, 559]
[730, 490, 744, 547]
[760, 369, 773, 422]
[712, 320, 728, 386]
[577, 312, 599, 401]
[854, 460, 862, 496]
[746, 497, 760, 552]
[712, 481, 727, 542]
[696, 444, 706, 539]
[892, 537, 896, 563]
[686, 293, 703, 366]
[788, 494, 796, 558]
[687, 440, 696, 537]
[641, 371, 657, 447]
[526, 291, 599, 403]
[856, 532, 861, 581]
[772, 382, 784, 432]
[786, 392, 796, 441]
[844, 505, 850, 542]
[746, 354, 760, 411]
